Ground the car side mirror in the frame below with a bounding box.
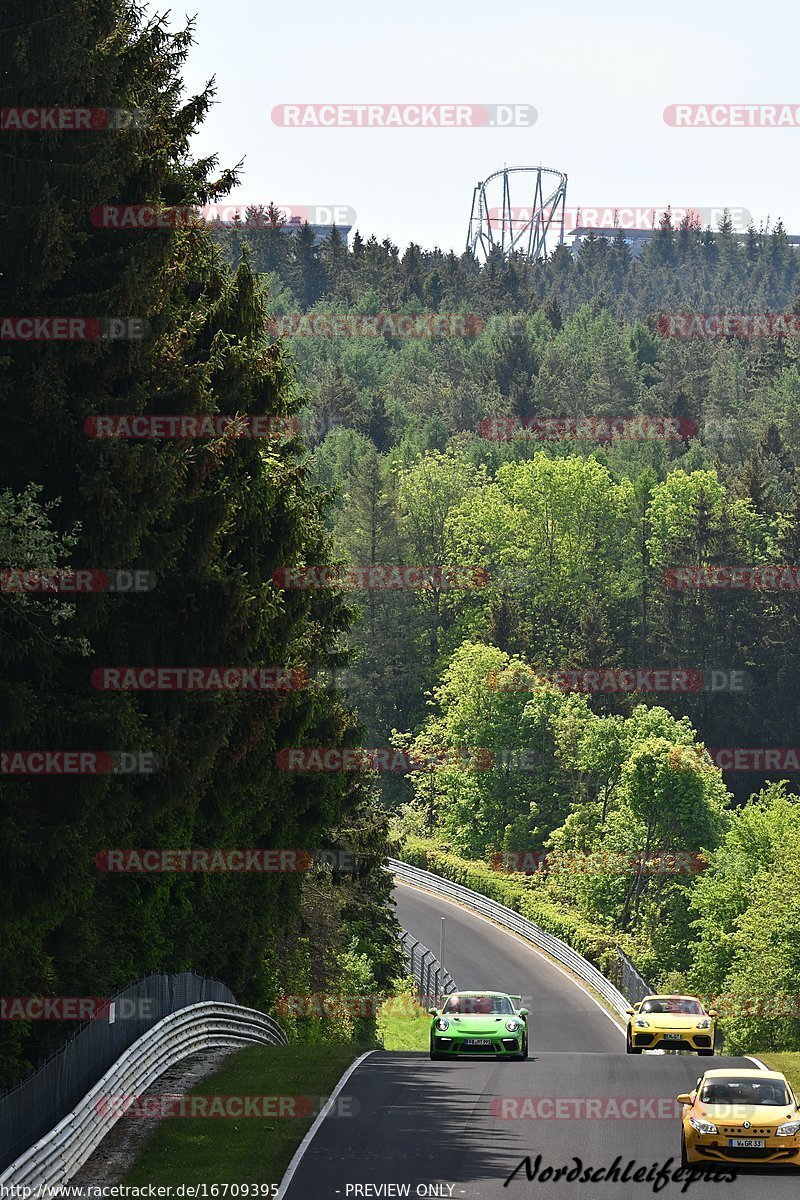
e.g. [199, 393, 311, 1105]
[427, 1008, 438, 1016]
[518, 1008, 529, 1017]
[708, 1009, 718, 1017]
[676, 1094, 692, 1106]
[625, 1007, 635, 1015]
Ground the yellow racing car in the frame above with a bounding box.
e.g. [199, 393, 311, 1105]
[678, 1068, 800, 1168]
[625, 994, 717, 1055]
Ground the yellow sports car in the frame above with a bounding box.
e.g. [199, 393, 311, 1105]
[678, 1069, 800, 1167]
[625, 994, 717, 1055]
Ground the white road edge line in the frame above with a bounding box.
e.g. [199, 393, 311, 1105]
[744, 1056, 769, 1071]
[396, 879, 626, 1037]
[274, 1049, 376, 1199]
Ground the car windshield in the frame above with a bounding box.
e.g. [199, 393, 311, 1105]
[442, 994, 513, 1015]
[700, 1079, 791, 1107]
[640, 997, 704, 1015]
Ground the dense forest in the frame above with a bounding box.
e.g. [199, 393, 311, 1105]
[0, 3, 400, 1085]
[3, 0, 800, 1089]
[216, 211, 800, 1050]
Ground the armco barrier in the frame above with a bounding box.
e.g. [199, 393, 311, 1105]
[399, 929, 457, 1003]
[390, 858, 629, 1019]
[0, 1003, 287, 1186]
[0, 971, 237, 1171]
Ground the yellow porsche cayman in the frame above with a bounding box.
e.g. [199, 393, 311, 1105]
[625, 994, 717, 1055]
[678, 1069, 800, 1168]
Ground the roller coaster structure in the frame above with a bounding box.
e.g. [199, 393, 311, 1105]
[467, 165, 568, 262]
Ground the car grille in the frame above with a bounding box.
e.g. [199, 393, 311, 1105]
[695, 1035, 712, 1047]
[717, 1126, 774, 1136]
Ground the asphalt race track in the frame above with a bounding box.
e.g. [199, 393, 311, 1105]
[279, 882, 799, 1199]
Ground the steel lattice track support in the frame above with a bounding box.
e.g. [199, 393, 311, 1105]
[467, 165, 568, 262]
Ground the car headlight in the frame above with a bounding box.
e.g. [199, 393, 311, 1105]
[505, 1019, 520, 1032]
[776, 1120, 800, 1137]
[634, 1018, 650, 1028]
[696, 1018, 712, 1029]
[435, 1017, 449, 1032]
[689, 1116, 718, 1135]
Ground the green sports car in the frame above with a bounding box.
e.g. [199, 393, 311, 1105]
[428, 991, 529, 1060]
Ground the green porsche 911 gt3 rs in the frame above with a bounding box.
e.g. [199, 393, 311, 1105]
[428, 991, 529, 1060]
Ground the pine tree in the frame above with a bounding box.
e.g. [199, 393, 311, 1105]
[0, 0, 394, 1082]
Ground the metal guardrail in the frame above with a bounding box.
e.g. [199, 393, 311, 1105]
[399, 930, 457, 1004]
[0, 1002, 287, 1187]
[0, 971, 237, 1171]
[390, 858, 630, 1019]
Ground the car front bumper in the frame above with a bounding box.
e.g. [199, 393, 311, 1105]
[686, 1132, 800, 1165]
[632, 1029, 714, 1051]
[432, 1034, 523, 1056]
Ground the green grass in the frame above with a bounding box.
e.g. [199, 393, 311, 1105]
[760, 1053, 800, 1095]
[123, 1043, 368, 1185]
[376, 995, 430, 1052]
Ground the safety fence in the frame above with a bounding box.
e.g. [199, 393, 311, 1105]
[618, 949, 654, 1005]
[0, 971, 283, 1176]
[398, 930, 457, 1005]
[0, 999, 286, 1186]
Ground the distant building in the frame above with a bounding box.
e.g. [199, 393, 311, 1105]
[281, 216, 351, 246]
[567, 227, 662, 257]
[567, 226, 800, 258]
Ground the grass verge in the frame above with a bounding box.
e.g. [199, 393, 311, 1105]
[376, 995, 430, 1052]
[123, 1043, 368, 1186]
[760, 1052, 800, 1094]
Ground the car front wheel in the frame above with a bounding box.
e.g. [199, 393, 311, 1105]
[429, 1037, 447, 1061]
[626, 1028, 642, 1055]
[680, 1131, 689, 1169]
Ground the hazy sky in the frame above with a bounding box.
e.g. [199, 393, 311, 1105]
[168, 0, 800, 252]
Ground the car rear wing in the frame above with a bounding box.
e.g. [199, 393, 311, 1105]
[509, 994, 523, 1007]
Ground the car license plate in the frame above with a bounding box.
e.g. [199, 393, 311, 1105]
[662, 1033, 682, 1040]
[729, 1138, 765, 1149]
[464, 1038, 492, 1046]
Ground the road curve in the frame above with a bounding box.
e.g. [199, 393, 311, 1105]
[279, 881, 797, 1199]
